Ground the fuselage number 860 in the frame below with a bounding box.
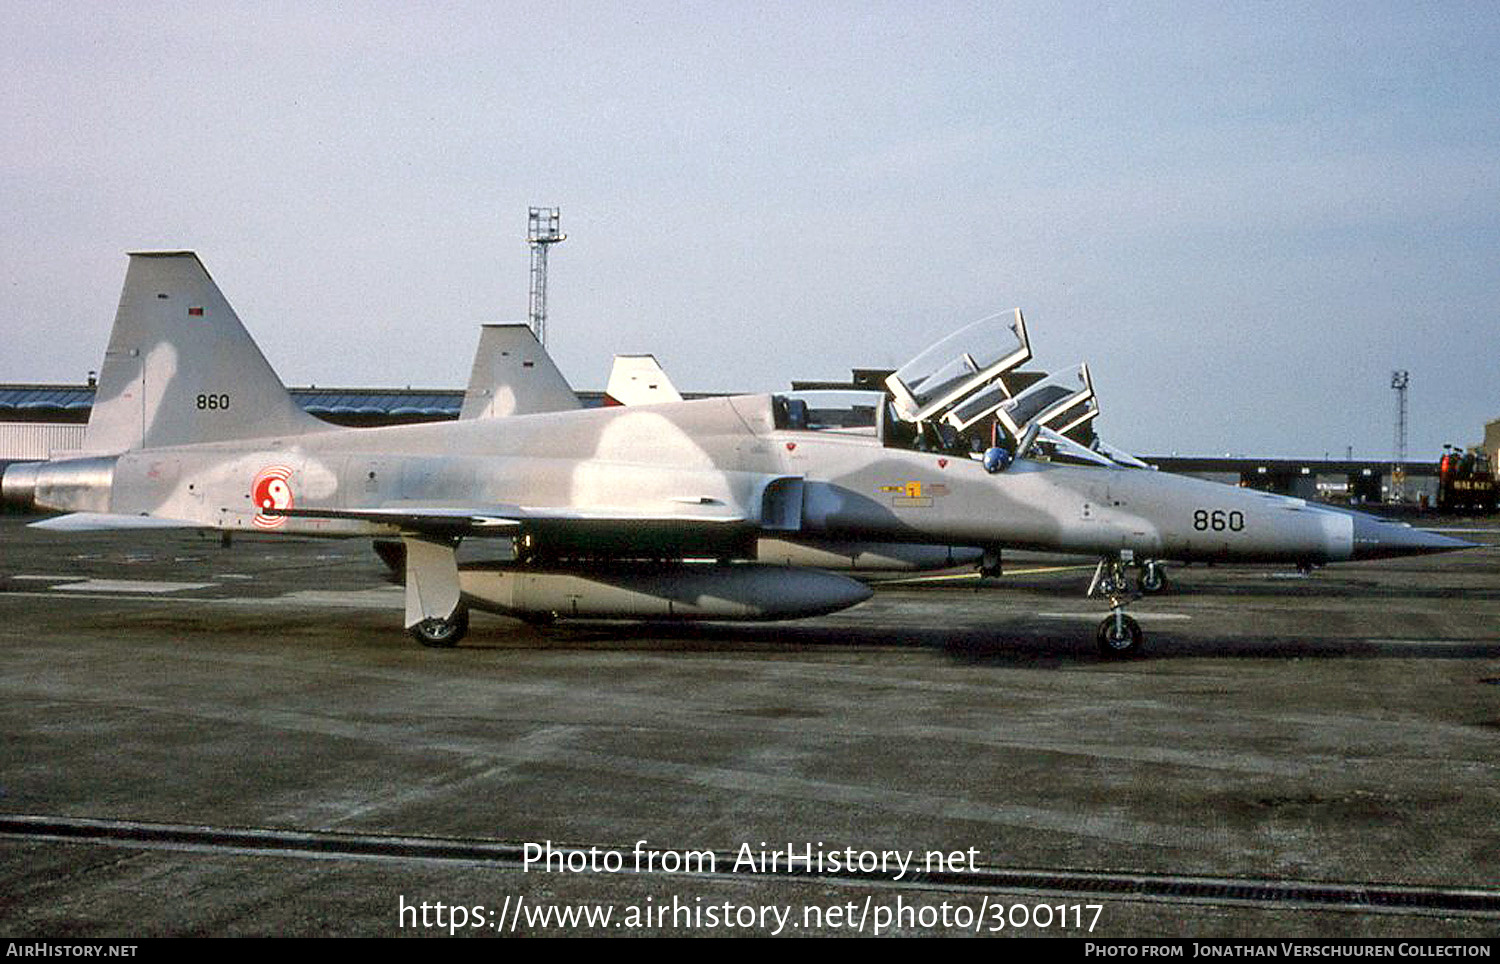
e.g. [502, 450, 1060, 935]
[196, 393, 230, 410]
[1194, 509, 1245, 532]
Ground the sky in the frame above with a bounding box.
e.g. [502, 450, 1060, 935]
[2, 1, 1497, 458]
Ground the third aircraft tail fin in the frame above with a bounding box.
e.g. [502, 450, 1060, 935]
[605, 354, 683, 406]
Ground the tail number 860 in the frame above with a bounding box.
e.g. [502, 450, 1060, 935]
[1194, 509, 1245, 532]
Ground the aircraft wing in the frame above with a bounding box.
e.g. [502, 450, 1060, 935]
[277, 500, 760, 557]
[276, 502, 746, 529]
[275, 505, 525, 532]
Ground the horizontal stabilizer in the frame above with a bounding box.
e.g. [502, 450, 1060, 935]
[30, 512, 204, 532]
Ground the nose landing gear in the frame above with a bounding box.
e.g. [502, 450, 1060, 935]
[1090, 552, 1146, 657]
[1097, 609, 1143, 656]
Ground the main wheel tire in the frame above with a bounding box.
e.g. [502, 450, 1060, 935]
[1096, 613, 1143, 657]
[409, 607, 469, 648]
[1140, 563, 1169, 594]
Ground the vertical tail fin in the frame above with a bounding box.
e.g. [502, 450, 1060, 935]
[458, 324, 580, 419]
[83, 252, 327, 453]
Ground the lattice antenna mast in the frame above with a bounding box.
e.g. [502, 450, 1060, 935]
[1391, 370, 1409, 500]
[527, 207, 565, 345]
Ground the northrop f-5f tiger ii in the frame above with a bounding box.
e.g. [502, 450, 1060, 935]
[1, 252, 1472, 655]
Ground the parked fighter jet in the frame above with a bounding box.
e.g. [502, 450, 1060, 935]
[1, 252, 1472, 655]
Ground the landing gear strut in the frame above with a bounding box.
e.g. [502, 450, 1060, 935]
[1090, 553, 1144, 657]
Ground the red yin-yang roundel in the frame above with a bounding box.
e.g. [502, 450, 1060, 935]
[251, 465, 294, 528]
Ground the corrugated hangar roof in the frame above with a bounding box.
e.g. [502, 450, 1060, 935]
[0, 385, 620, 422]
[292, 389, 461, 419]
[0, 386, 95, 412]
[0, 384, 473, 422]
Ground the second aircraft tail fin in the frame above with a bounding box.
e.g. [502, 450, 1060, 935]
[459, 324, 580, 419]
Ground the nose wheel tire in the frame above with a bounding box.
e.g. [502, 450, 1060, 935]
[1097, 613, 1142, 657]
[409, 607, 469, 648]
[1139, 563, 1169, 594]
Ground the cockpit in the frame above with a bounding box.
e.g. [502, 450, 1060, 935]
[771, 390, 881, 436]
[771, 390, 966, 451]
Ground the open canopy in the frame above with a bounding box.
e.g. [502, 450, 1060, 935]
[885, 309, 1030, 422]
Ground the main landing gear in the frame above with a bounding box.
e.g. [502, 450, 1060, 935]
[408, 606, 469, 648]
[1090, 553, 1145, 657]
[1138, 560, 1169, 594]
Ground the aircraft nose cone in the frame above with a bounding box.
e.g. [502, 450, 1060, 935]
[1349, 512, 1478, 560]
